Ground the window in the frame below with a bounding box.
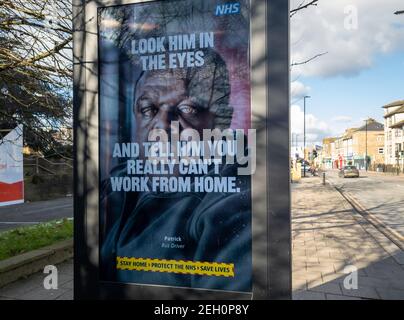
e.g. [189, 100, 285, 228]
[378, 148, 384, 154]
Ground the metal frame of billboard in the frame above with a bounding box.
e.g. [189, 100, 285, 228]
[73, 0, 290, 300]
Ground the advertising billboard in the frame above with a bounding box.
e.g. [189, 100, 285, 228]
[98, 0, 252, 292]
[0, 125, 24, 207]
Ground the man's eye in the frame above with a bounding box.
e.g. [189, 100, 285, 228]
[140, 106, 156, 118]
[178, 105, 197, 115]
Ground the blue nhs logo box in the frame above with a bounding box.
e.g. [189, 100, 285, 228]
[215, 3, 240, 16]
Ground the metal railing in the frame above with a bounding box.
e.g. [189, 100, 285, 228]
[24, 156, 73, 175]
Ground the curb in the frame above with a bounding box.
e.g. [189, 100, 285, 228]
[363, 172, 404, 179]
[0, 238, 73, 288]
[326, 179, 404, 251]
[335, 186, 404, 250]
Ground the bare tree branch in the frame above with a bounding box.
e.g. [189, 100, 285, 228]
[0, 0, 73, 156]
[291, 52, 328, 67]
[290, 0, 319, 17]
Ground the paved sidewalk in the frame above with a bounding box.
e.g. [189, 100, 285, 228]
[3, 177, 404, 300]
[292, 177, 404, 300]
[362, 170, 404, 179]
[0, 259, 73, 300]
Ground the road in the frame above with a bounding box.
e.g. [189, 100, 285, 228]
[0, 197, 73, 232]
[325, 170, 404, 239]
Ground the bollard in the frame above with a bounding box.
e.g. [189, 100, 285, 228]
[323, 172, 326, 185]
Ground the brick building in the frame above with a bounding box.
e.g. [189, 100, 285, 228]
[321, 119, 384, 170]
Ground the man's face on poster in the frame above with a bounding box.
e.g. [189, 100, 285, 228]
[133, 51, 232, 153]
[134, 70, 215, 144]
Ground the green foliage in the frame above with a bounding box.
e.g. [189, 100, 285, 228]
[0, 218, 73, 261]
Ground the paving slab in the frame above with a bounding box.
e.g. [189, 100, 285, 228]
[308, 282, 342, 295]
[376, 288, 404, 300]
[0, 259, 73, 300]
[292, 177, 404, 300]
[326, 294, 363, 300]
[292, 290, 326, 300]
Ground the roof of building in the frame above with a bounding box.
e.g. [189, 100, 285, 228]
[322, 137, 336, 144]
[382, 100, 404, 109]
[390, 119, 404, 129]
[384, 105, 404, 118]
[355, 119, 384, 132]
[342, 128, 358, 140]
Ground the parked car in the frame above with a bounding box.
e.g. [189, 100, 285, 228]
[338, 165, 359, 178]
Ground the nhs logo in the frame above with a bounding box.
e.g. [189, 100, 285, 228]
[215, 3, 240, 16]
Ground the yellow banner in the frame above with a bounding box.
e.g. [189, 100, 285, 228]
[116, 257, 234, 277]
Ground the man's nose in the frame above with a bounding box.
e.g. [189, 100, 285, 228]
[152, 109, 176, 132]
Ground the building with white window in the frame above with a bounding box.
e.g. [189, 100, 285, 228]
[383, 100, 404, 167]
[321, 119, 384, 170]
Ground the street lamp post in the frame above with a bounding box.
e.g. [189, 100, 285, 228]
[303, 95, 311, 177]
[365, 119, 368, 171]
